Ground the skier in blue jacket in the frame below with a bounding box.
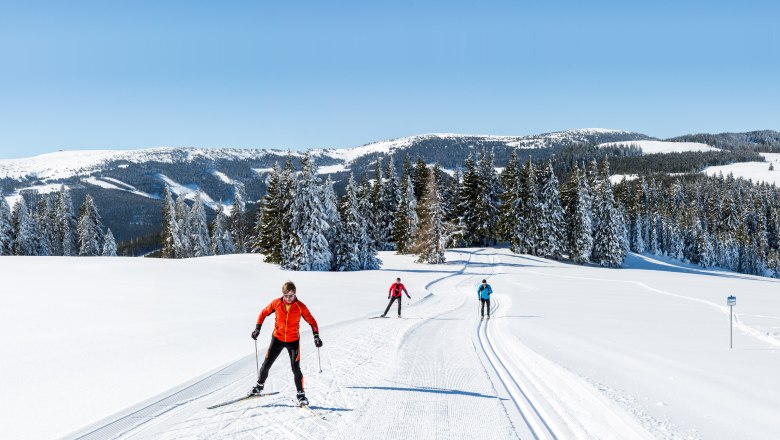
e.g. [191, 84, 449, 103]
[477, 279, 493, 318]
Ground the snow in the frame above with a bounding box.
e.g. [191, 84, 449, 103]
[0, 148, 284, 180]
[210, 170, 233, 185]
[598, 140, 721, 155]
[157, 174, 227, 211]
[3, 183, 66, 209]
[4, 249, 780, 440]
[703, 153, 780, 186]
[317, 164, 348, 174]
[83, 176, 159, 200]
[252, 167, 274, 175]
[610, 174, 639, 184]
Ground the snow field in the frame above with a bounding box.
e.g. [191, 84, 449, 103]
[703, 152, 780, 186]
[5, 247, 780, 440]
[598, 141, 720, 155]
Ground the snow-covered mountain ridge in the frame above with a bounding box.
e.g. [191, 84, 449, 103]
[0, 128, 640, 181]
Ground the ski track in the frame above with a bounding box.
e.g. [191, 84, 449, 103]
[66, 249, 668, 440]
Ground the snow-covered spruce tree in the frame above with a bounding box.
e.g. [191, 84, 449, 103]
[334, 174, 364, 271]
[412, 168, 448, 264]
[591, 172, 626, 267]
[187, 192, 212, 257]
[321, 176, 342, 263]
[498, 150, 520, 243]
[77, 195, 104, 256]
[358, 175, 379, 253]
[381, 157, 401, 250]
[515, 157, 541, 255]
[475, 149, 500, 246]
[102, 229, 117, 256]
[160, 186, 181, 258]
[0, 192, 13, 255]
[458, 153, 480, 246]
[369, 158, 389, 250]
[393, 175, 419, 254]
[254, 164, 284, 262]
[279, 154, 298, 267]
[536, 159, 565, 259]
[229, 186, 247, 253]
[35, 196, 53, 256]
[174, 195, 192, 257]
[12, 199, 37, 256]
[564, 166, 593, 264]
[55, 185, 77, 256]
[413, 156, 429, 203]
[284, 152, 332, 271]
[210, 203, 233, 255]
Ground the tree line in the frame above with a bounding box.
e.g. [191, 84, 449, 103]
[0, 186, 117, 257]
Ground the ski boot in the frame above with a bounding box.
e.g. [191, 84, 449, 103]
[248, 383, 264, 396]
[297, 391, 309, 406]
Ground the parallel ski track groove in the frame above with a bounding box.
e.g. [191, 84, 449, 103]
[474, 253, 560, 440]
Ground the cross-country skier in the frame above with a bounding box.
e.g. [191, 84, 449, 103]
[249, 281, 322, 406]
[478, 279, 493, 318]
[381, 277, 411, 318]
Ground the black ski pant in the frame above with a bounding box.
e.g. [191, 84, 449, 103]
[383, 296, 403, 316]
[480, 298, 491, 317]
[258, 336, 304, 392]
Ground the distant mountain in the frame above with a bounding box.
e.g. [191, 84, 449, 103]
[667, 130, 780, 152]
[2, 127, 767, 247]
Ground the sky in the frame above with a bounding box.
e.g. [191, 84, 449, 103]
[0, 0, 778, 158]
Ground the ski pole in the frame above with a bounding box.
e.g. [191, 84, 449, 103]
[317, 347, 322, 373]
[254, 339, 259, 377]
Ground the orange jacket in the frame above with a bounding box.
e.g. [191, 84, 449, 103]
[257, 298, 319, 342]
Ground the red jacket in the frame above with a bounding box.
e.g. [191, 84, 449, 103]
[388, 282, 409, 298]
[257, 298, 319, 342]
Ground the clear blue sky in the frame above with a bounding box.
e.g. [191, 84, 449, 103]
[1, 0, 778, 158]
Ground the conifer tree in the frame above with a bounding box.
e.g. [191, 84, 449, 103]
[175, 195, 192, 257]
[210, 203, 233, 255]
[12, 199, 36, 256]
[413, 169, 448, 264]
[284, 152, 332, 271]
[55, 186, 77, 256]
[498, 150, 520, 242]
[458, 153, 480, 245]
[413, 157, 429, 206]
[515, 158, 540, 254]
[591, 172, 626, 267]
[393, 175, 419, 254]
[35, 196, 53, 256]
[102, 229, 118, 256]
[381, 157, 401, 250]
[321, 176, 341, 259]
[564, 166, 593, 264]
[229, 186, 247, 253]
[188, 192, 212, 257]
[0, 193, 13, 255]
[77, 195, 104, 256]
[256, 164, 284, 262]
[160, 186, 180, 258]
[334, 175, 365, 271]
[536, 159, 565, 259]
[475, 149, 500, 246]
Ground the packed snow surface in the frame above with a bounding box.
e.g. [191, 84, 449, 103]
[4, 249, 779, 440]
[598, 140, 720, 155]
[703, 153, 780, 185]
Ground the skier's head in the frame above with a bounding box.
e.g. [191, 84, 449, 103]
[482, 279, 487, 285]
[396, 277, 401, 283]
[282, 281, 297, 303]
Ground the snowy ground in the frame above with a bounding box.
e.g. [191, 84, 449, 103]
[598, 140, 720, 155]
[3, 250, 780, 440]
[703, 152, 780, 186]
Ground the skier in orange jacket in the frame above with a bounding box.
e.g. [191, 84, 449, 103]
[249, 281, 322, 406]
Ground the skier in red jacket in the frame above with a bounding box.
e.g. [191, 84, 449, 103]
[249, 281, 322, 406]
[381, 277, 411, 318]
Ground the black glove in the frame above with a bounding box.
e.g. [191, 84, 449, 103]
[251, 324, 261, 340]
[314, 333, 323, 348]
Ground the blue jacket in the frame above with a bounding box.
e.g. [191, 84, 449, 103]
[477, 284, 493, 300]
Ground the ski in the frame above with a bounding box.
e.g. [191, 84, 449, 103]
[298, 403, 325, 419]
[368, 315, 389, 319]
[207, 391, 280, 409]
